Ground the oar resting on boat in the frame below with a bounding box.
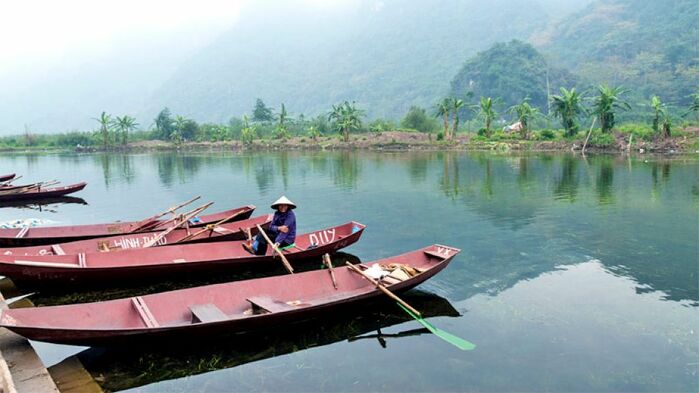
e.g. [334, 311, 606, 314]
[0, 244, 457, 346]
[0, 204, 256, 246]
[0, 215, 274, 257]
[0, 221, 366, 284]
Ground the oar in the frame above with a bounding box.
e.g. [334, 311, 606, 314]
[322, 253, 338, 289]
[142, 202, 213, 248]
[173, 209, 247, 244]
[129, 196, 201, 232]
[256, 224, 294, 274]
[345, 262, 475, 351]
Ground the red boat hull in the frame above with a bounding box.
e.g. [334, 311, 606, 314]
[0, 204, 255, 246]
[0, 244, 458, 346]
[0, 182, 86, 201]
[0, 222, 366, 284]
[0, 173, 16, 182]
[0, 214, 273, 257]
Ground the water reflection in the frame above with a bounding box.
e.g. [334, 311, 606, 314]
[0, 196, 87, 212]
[332, 152, 360, 190]
[595, 157, 615, 204]
[155, 154, 203, 187]
[554, 155, 579, 202]
[51, 291, 458, 392]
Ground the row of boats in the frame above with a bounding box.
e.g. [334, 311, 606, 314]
[0, 196, 459, 347]
[0, 173, 86, 201]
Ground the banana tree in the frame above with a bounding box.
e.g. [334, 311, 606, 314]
[328, 101, 364, 142]
[435, 98, 452, 140]
[115, 115, 138, 146]
[93, 111, 113, 149]
[451, 99, 465, 139]
[592, 84, 631, 133]
[550, 87, 586, 137]
[474, 97, 497, 137]
[507, 99, 540, 139]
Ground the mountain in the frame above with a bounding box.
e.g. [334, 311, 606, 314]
[536, 0, 699, 106]
[143, 0, 562, 124]
[449, 40, 577, 111]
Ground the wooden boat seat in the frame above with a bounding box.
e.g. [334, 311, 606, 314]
[51, 245, 65, 256]
[189, 304, 228, 323]
[246, 296, 296, 314]
[423, 249, 448, 259]
[132, 296, 159, 328]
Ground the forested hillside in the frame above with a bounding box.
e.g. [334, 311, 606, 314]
[143, 0, 558, 123]
[537, 0, 698, 107]
[449, 40, 577, 112]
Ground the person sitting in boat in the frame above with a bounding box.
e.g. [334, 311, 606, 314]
[243, 196, 296, 255]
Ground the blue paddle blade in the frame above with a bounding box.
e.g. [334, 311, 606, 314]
[397, 302, 476, 351]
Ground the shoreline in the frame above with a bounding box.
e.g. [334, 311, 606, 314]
[1, 131, 697, 155]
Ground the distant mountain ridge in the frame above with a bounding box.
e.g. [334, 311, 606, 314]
[142, 0, 562, 124]
[537, 0, 698, 105]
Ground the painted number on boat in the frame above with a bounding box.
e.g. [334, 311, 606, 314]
[309, 229, 336, 246]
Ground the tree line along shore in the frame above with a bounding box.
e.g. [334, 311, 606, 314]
[2, 86, 698, 154]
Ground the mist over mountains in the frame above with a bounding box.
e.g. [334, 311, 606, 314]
[2, 0, 696, 134]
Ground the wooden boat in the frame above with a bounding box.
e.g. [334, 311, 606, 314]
[0, 244, 458, 346]
[0, 204, 255, 247]
[0, 221, 367, 284]
[0, 196, 87, 210]
[1, 214, 273, 257]
[0, 173, 16, 182]
[0, 182, 86, 202]
[54, 290, 458, 391]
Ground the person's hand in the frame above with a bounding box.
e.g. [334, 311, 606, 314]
[274, 242, 280, 249]
[278, 225, 289, 233]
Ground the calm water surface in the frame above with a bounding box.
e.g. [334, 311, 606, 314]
[0, 151, 697, 392]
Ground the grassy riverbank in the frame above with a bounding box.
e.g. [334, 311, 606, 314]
[3, 127, 697, 154]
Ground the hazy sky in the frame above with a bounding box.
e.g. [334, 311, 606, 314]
[0, 0, 247, 75]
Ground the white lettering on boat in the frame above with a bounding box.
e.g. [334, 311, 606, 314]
[435, 247, 452, 257]
[309, 229, 336, 246]
[112, 234, 168, 250]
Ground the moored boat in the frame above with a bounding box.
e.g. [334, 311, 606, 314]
[0, 182, 87, 202]
[0, 244, 458, 346]
[0, 221, 367, 283]
[0, 204, 256, 246]
[1, 214, 273, 256]
[0, 173, 16, 182]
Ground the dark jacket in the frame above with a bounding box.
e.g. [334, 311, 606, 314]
[269, 209, 296, 245]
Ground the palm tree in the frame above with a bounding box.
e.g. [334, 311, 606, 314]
[115, 115, 138, 146]
[687, 92, 699, 117]
[93, 111, 113, 149]
[451, 99, 465, 139]
[328, 101, 364, 142]
[550, 87, 586, 137]
[475, 97, 497, 137]
[650, 95, 665, 133]
[592, 84, 631, 133]
[507, 99, 540, 139]
[435, 98, 452, 140]
[275, 103, 292, 139]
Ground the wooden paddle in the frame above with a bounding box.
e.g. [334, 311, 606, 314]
[172, 209, 247, 244]
[256, 224, 294, 274]
[345, 262, 420, 315]
[345, 262, 476, 351]
[142, 202, 213, 248]
[129, 196, 201, 233]
[322, 253, 338, 289]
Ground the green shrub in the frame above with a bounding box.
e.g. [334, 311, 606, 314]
[590, 132, 615, 146]
[477, 128, 487, 136]
[436, 132, 444, 141]
[538, 129, 556, 140]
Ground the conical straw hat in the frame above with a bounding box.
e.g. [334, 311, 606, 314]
[270, 195, 296, 210]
